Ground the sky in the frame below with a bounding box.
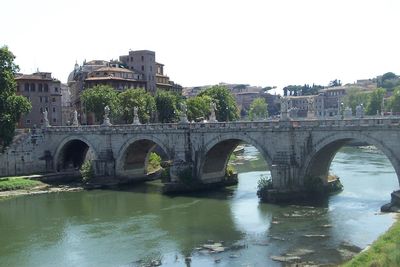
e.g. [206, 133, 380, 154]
[1, 0, 400, 93]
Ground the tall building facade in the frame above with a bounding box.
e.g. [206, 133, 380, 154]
[120, 50, 157, 93]
[16, 72, 62, 128]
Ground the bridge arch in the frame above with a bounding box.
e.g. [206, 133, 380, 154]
[199, 133, 272, 182]
[302, 132, 400, 186]
[54, 136, 98, 172]
[115, 135, 171, 179]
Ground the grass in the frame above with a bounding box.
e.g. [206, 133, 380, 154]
[0, 176, 43, 191]
[342, 216, 400, 267]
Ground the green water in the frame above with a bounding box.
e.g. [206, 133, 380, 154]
[0, 146, 398, 266]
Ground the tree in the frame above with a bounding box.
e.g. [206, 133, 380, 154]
[155, 90, 181, 123]
[81, 85, 119, 124]
[365, 88, 386, 115]
[343, 88, 370, 113]
[388, 86, 400, 113]
[0, 46, 31, 150]
[198, 85, 239, 121]
[118, 88, 155, 123]
[378, 72, 400, 90]
[248, 98, 268, 121]
[186, 95, 213, 122]
[328, 79, 342, 87]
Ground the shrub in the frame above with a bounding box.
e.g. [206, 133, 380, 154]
[225, 164, 236, 178]
[80, 160, 94, 182]
[256, 174, 273, 199]
[147, 152, 162, 173]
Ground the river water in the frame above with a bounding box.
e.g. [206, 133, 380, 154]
[0, 146, 399, 266]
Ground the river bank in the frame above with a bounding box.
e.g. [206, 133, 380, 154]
[342, 214, 400, 267]
[0, 181, 83, 200]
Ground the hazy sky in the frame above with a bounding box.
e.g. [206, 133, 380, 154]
[1, 0, 399, 92]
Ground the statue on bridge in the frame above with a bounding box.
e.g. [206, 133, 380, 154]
[72, 110, 79, 126]
[102, 105, 112, 126]
[209, 102, 218, 123]
[307, 97, 316, 119]
[43, 109, 50, 127]
[280, 97, 289, 121]
[179, 102, 189, 124]
[355, 104, 364, 118]
[132, 107, 141, 125]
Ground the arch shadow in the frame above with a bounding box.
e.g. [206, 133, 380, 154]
[115, 135, 171, 180]
[302, 132, 400, 186]
[53, 136, 98, 172]
[199, 134, 272, 182]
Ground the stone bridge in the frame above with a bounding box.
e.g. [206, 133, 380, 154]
[1, 117, 400, 200]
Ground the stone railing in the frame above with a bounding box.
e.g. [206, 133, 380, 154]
[45, 116, 400, 133]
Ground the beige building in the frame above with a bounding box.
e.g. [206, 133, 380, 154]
[287, 87, 347, 118]
[16, 72, 62, 128]
[84, 66, 146, 91]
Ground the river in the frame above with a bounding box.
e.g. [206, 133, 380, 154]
[0, 146, 399, 266]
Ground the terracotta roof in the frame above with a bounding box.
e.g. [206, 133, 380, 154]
[94, 67, 135, 73]
[15, 74, 54, 81]
[85, 76, 142, 82]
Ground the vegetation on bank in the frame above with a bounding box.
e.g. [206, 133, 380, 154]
[147, 152, 162, 173]
[342, 216, 400, 267]
[79, 160, 93, 182]
[0, 176, 43, 191]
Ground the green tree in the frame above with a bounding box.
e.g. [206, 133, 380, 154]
[186, 95, 213, 121]
[81, 85, 119, 123]
[388, 86, 400, 113]
[155, 90, 181, 123]
[378, 72, 400, 90]
[365, 88, 386, 115]
[249, 97, 268, 121]
[118, 88, 155, 123]
[343, 88, 370, 113]
[198, 85, 239, 121]
[0, 46, 31, 150]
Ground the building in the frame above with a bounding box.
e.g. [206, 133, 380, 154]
[119, 50, 157, 93]
[68, 50, 182, 124]
[16, 72, 62, 128]
[286, 87, 347, 118]
[84, 66, 146, 91]
[119, 50, 182, 94]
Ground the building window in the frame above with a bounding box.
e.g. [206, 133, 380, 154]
[53, 107, 56, 112]
[40, 107, 43, 113]
[44, 84, 49, 92]
[150, 66, 152, 72]
[24, 83, 29, 92]
[130, 57, 133, 62]
[54, 87, 58, 92]
[39, 96, 43, 103]
[141, 55, 144, 62]
[45, 97, 48, 103]
[16, 85, 20, 92]
[30, 83, 35, 92]
[141, 65, 144, 71]
[26, 119, 31, 124]
[53, 118, 56, 123]
[52, 97, 56, 102]
[38, 84, 43, 92]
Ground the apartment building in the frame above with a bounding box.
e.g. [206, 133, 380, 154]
[16, 72, 62, 128]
